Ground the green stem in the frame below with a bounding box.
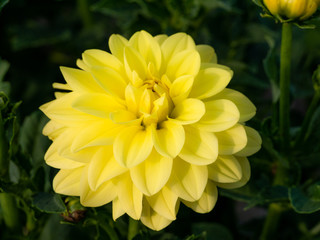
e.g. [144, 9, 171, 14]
[260, 203, 283, 240]
[77, 0, 92, 29]
[294, 91, 320, 147]
[0, 110, 8, 177]
[128, 218, 139, 240]
[100, 220, 119, 240]
[279, 22, 292, 152]
[0, 193, 19, 230]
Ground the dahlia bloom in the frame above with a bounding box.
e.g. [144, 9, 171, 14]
[263, 0, 320, 21]
[40, 30, 261, 231]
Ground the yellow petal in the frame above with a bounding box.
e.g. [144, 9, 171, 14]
[209, 88, 256, 122]
[53, 167, 83, 196]
[141, 199, 172, 231]
[235, 126, 262, 157]
[88, 146, 127, 191]
[151, 93, 170, 123]
[112, 197, 125, 220]
[169, 75, 194, 105]
[82, 49, 124, 73]
[42, 120, 64, 139]
[124, 46, 147, 81]
[194, 99, 239, 132]
[183, 181, 218, 213]
[108, 34, 128, 61]
[179, 126, 218, 165]
[154, 34, 168, 45]
[113, 126, 153, 168]
[130, 149, 173, 196]
[166, 50, 200, 80]
[80, 166, 117, 207]
[189, 67, 232, 100]
[146, 186, 179, 220]
[167, 157, 208, 201]
[215, 157, 250, 189]
[151, 121, 185, 158]
[110, 110, 141, 125]
[125, 84, 144, 115]
[215, 124, 247, 155]
[60, 66, 104, 93]
[170, 98, 205, 125]
[208, 155, 242, 183]
[72, 93, 125, 118]
[196, 45, 217, 63]
[45, 150, 85, 169]
[161, 33, 196, 63]
[115, 174, 143, 220]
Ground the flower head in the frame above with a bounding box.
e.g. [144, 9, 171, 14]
[263, 0, 320, 21]
[40, 30, 261, 231]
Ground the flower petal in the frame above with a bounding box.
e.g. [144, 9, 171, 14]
[215, 124, 247, 155]
[235, 126, 262, 157]
[90, 66, 127, 99]
[59, 66, 104, 93]
[88, 146, 127, 191]
[194, 99, 240, 132]
[146, 186, 179, 220]
[169, 75, 194, 105]
[72, 93, 125, 118]
[130, 149, 173, 196]
[183, 180, 218, 213]
[141, 199, 172, 231]
[170, 98, 205, 125]
[112, 197, 125, 220]
[189, 67, 232, 100]
[46, 151, 85, 169]
[209, 88, 256, 122]
[179, 126, 218, 165]
[166, 50, 200, 80]
[151, 121, 185, 158]
[115, 174, 143, 220]
[108, 34, 128, 62]
[196, 45, 217, 63]
[80, 167, 117, 207]
[124, 46, 147, 81]
[53, 167, 83, 196]
[208, 155, 242, 183]
[113, 126, 153, 168]
[215, 157, 250, 189]
[167, 157, 208, 201]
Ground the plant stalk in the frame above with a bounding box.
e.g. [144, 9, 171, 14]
[128, 218, 139, 240]
[77, 0, 92, 29]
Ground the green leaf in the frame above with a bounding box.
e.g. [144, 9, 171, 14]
[33, 192, 66, 213]
[8, 161, 19, 184]
[192, 222, 233, 240]
[0, 58, 10, 96]
[289, 182, 320, 214]
[0, 0, 9, 12]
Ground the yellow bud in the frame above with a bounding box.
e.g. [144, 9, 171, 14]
[263, 0, 320, 21]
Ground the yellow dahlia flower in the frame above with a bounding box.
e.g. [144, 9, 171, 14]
[40, 30, 261, 231]
[263, 0, 320, 21]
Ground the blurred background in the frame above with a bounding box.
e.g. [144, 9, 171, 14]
[0, 0, 320, 239]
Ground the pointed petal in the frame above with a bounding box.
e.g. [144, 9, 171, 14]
[235, 126, 262, 157]
[208, 155, 242, 183]
[179, 126, 218, 165]
[81, 177, 117, 207]
[45, 150, 85, 169]
[194, 99, 239, 132]
[88, 146, 127, 191]
[59, 67, 104, 93]
[72, 93, 125, 118]
[166, 50, 200, 80]
[167, 157, 208, 201]
[112, 197, 125, 220]
[189, 67, 232, 100]
[152, 121, 185, 158]
[124, 46, 147, 81]
[130, 149, 173, 195]
[108, 34, 128, 62]
[125, 84, 144, 115]
[115, 174, 143, 220]
[183, 181, 218, 213]
[146, 186, 179, 220]
[215, 124, 247, 155]
[209, 88, 256, 122]
[215, 157, 250, 189]
[141, 199, 172, 231]
[90, 66, 127, 99]
[53, 167, 83, 196]
[170, 98, 205, 125]
[110, 110, 140, 125]
[196, 45, 217, 63]
[169, 75, 194, 105]
[113, 126, 153, 168]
